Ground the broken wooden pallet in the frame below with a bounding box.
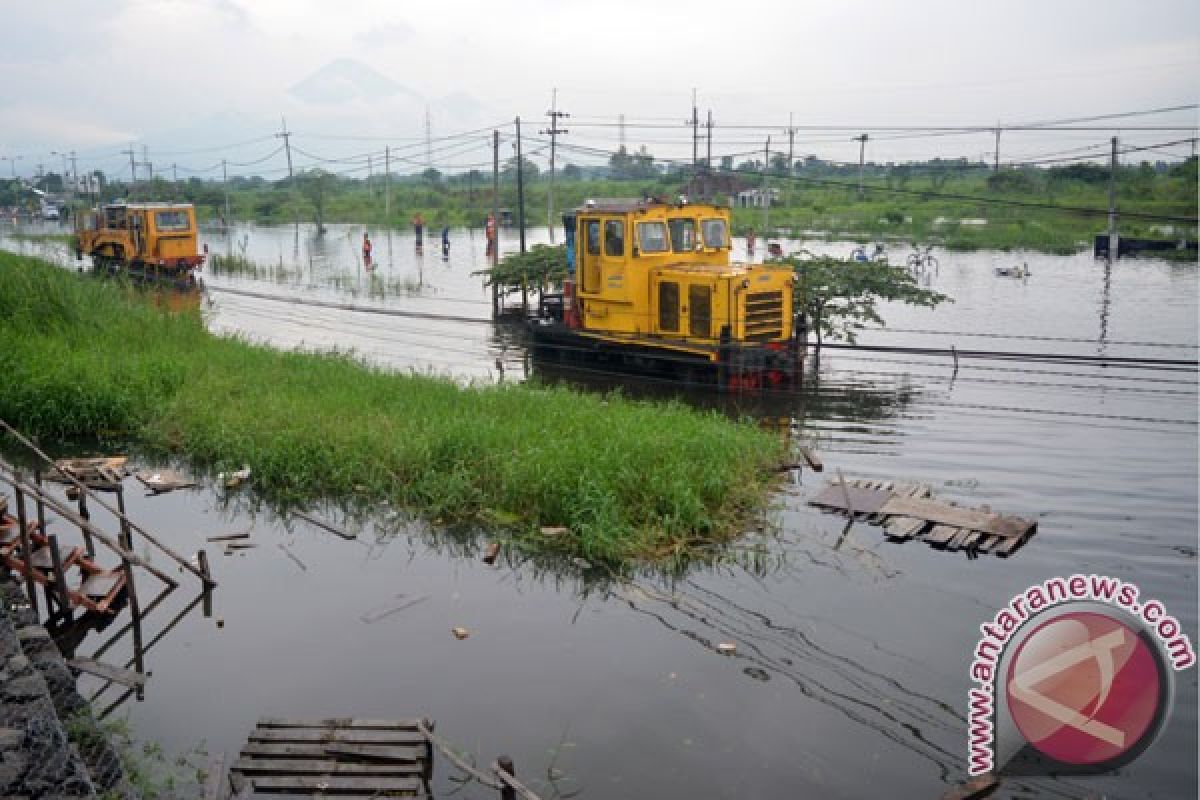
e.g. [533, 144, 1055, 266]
[809, 478, 1037, 557]
[228, 718, 434, 798]
[46, 456, 129, 491]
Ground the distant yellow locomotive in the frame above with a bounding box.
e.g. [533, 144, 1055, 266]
[531, 198, 801, 389]
[74, 203, 204, 288]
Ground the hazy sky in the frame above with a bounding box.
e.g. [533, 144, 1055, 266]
[1, 0, 1196, 179]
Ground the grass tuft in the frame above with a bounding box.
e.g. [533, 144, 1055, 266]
[0, 251, 784, 565]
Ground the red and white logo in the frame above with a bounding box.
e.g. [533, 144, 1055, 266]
[1006, 611, 1165, 767]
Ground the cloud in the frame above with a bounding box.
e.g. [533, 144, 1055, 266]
[355, 21, 416, 47]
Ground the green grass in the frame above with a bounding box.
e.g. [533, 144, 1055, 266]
[0, 251, 783, 565]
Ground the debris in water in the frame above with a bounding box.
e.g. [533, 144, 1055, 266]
[451, 626, 470, 640]
[483, 541, 501, 565]
[277, 543, 308, 572]
[358, 595, 429, 624]
[717, 642, 737, 655]
[219, 465, 252, 488]
[571, 557, 592, 570]
[135, 468, 198, 494]
[742, 667, 770, 682]
[207, 531, 251, 543]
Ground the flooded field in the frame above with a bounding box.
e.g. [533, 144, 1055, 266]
[1, 221, 1196, 798]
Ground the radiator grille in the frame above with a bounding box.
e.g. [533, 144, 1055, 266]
[744, 290, 784, 341]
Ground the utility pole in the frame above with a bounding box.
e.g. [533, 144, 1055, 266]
[541, 88, 569, 241]
[222, 159, 230, 223]
[762, 136, 771, 234]
[787, 113, 796, 173]
[491, 130, 499, 265]
[515, 117, 526, 254]
[384, 146, 391, 219]
[993, 123, 1001, 172]
[706, 110, 713, 169]
[854, 133, 869, 199]
[424, 108, 433, 170]
[1107, 135, 1119, 262]
[367, 154, 373, 197]
[69, 152, 77, 197]
[275, 117, 294, 179]
[618, 113, 626, 150]
[687, 89, 699, 195]
[122, 146, 137, 198]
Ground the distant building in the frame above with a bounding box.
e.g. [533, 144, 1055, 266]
[735, 188, 781, 208]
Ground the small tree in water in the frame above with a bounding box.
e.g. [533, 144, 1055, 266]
[784, 255, 950, 351]
[296, 168, 334, 235]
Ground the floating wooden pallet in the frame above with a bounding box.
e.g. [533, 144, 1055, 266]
[46, 456, 129, 491]
[809, 478, 1037, 557]
[229, 718, 434, 798]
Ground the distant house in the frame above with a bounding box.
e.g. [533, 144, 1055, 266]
[735, 188, 781, 208]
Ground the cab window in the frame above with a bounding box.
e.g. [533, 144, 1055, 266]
[604, 220, 624, 257]
[701, 218, 728, 248]
[637, 222, 668, 253]
[668, 219, 696, 253]
[155, 210, 190, 231]
[585, 219, 601, 255]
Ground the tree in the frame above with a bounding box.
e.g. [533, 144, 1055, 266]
[719, 155, 734, 173]
[608, 146, 634, 179]
[561, 163, 582, 180]
[770, 153, 790, 176]
[786, 255, 950, 351]
[296, 168, 334, 234]
[421, 167, 442, 185]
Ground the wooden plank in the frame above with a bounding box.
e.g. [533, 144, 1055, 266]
[995, 532, 1032, 557]
[798, 447, 823, 471]
[321, 743, 426, 763]
[231, 758, 421, 776]
[207, 532, 251, 543]
[809, 483, 892, 516]
[68, 658, 147, 689]
[257, 718, 423, 730]
[244, 775, 422, 792]
[249, 729, 426, 745]
[202, 753, 227, 800]
[925, 524, 961, 546]
[884, 517, 928, 541]
[240, 742, 423, 762]
[292, 511, 356, 541]
[879, 495, 1035, 538]
[947, 528, 975, 550]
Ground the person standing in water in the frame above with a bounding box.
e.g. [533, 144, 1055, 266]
[362, 231, 373, 268]
[485, 212, 497, 260]
[441, 224, 450, 259]
[412, 212, 424, 248]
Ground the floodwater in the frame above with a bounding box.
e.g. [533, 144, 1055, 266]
[1, 220, 1197, 799]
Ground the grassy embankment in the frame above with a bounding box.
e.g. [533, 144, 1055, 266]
[0, 251, 783, 565]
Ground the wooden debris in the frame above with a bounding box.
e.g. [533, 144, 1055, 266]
[292, 510, 356, 540]
[451, 626, 470, 640]
[358, 595, 429, 624]
[539, 525, 569, 537]
[798, 446, 823, 471]
[67, 657, 147, 689]
[230, 717, 434, 798]
[717, 642, 737, 655]
[207, 532, 251, 543]
[482, 541, 501, 564]
[224, 542, 257, 551]
[135, 469, 197, 494]
[48, 456, 128, 491]
[809, 477, 1037, 558]
[277, 543, 308, 572]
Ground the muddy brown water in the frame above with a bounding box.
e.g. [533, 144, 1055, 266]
[1, 221, 1196, 798]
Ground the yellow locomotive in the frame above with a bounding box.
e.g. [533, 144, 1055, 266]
[74, 203, 205, 289]
[531, 198, 802, 389]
